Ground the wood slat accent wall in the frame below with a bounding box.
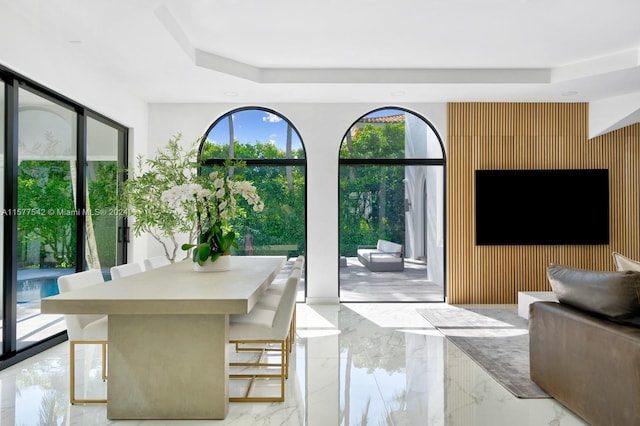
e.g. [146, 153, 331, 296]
[446, 102, 640, 304]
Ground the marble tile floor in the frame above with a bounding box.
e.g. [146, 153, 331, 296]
[0, 303, 587, 425]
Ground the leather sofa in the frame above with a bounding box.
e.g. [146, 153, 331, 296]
[529, 301, 640, 425]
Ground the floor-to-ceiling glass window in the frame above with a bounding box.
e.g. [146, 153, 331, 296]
[0, 66, 127, 367]
[0, 79, 5, 355]
[200, 107, 307, 301]
[339, 108, 446, 302]
[85, 115, 126, 278]
[16, 88, 77, 348]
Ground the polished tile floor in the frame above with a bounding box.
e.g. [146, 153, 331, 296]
[0, 303, 586, 425]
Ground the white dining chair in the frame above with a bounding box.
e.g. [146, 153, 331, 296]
[143, 255, 171, 271]
[256, 256, 303, 350]
[228, 268, 300, 402]
[264, 256, 304, 296]
[292, 255, 305, 270]
[110, 262, 143, 280]
[57, 269, 108, 404]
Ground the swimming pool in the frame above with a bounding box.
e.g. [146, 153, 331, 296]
[16, 268, 111, 304]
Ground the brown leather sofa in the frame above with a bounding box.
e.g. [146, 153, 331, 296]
[529, 301, 640, 426]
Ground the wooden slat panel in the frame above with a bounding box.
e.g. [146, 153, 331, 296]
[447, 102, 640, 303]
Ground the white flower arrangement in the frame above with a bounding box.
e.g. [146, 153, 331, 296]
[161, 169, 264, 265]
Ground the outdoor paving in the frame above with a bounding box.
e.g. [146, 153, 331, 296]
[339, 256, 444, 302]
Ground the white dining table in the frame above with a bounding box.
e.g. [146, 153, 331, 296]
[41, 255, 286, 420]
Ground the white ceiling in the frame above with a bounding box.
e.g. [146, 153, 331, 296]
[3, 0, 640, 111]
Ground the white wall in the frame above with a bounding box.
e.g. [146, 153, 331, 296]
[0, 9, 147, 133]
[0, 8, 150, 262]
[148, 103, 447, 303]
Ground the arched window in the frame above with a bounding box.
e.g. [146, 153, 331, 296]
[339, 107, 445, 302]
[200, 107, 306, 297]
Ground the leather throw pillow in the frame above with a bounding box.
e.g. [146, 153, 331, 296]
[547, 263, 640, 325]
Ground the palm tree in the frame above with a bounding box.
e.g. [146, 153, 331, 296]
[227, 114, 235, 177]
[286, 124, 293, 191]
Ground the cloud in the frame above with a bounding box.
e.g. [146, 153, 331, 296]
[262, 113, 282, 123]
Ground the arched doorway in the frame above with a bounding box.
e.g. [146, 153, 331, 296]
[338, 107, 445, 302]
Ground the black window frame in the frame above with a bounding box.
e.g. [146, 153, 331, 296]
[200, 106, 308, 299]
[0, 65, 128, 369]
[338, 106, 447, 302]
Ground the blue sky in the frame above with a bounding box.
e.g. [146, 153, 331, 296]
[206, 108, 405, 150]
[206, 109, 303, 151]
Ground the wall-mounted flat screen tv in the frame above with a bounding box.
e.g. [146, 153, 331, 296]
[475, 169, 609, 245]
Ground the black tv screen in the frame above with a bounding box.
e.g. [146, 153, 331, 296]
[475, 169, 609, 245]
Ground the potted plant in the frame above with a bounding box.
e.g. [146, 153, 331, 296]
[161, 166, 264, 271]
[120, 134, 201, 262]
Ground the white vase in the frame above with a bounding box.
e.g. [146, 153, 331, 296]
[193, 255, 231, 272]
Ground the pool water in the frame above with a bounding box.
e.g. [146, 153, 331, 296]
[16, 268, 111, 304]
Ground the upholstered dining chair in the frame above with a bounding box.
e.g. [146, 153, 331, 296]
[57, 269, 108, 404]
[255, 256, 304, 349]
[228, 268, 300, 402]
[110, 262, 143, 280]
[143, 255, 171, 270]
[292, 255, 304, 270]
[264, 256, 304, 296]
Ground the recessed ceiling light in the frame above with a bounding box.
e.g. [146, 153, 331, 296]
[562, 90, 578, 97]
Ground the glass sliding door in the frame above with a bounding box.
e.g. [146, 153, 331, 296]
[0, 65, 129, 369]
[16, 88, 76, 349]
[86, 116, 123, 279]
[0, 80, 4, 355]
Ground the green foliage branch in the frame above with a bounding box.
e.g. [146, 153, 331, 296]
[119, 134, 201, 262]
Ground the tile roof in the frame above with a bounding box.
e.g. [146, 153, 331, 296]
[358, 114, 405, 124]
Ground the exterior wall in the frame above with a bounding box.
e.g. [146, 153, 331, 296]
[403, 113, 445, 287]
[447, 102, 640, 304]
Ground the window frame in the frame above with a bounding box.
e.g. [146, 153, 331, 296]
[0, 64, 128, 369]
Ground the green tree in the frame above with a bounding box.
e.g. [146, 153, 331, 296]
[17, 158, 120, 269]
[120, 134, 202, 261]
[18, 160, 76, 266]
[340, 122, 405, 159]
[88, 161, 118, 267]
[202, 140, 306, 256]
[339, 122, 406, 256]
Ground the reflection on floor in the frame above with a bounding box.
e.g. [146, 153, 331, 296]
[340, 257, 443, 302]
[12, 255, 435, 347]
[0, 303, 586, 425]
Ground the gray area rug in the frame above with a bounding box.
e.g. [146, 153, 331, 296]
[417, 305, 550, 399]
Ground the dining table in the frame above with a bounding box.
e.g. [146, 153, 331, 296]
[41, 255, 286, 420]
